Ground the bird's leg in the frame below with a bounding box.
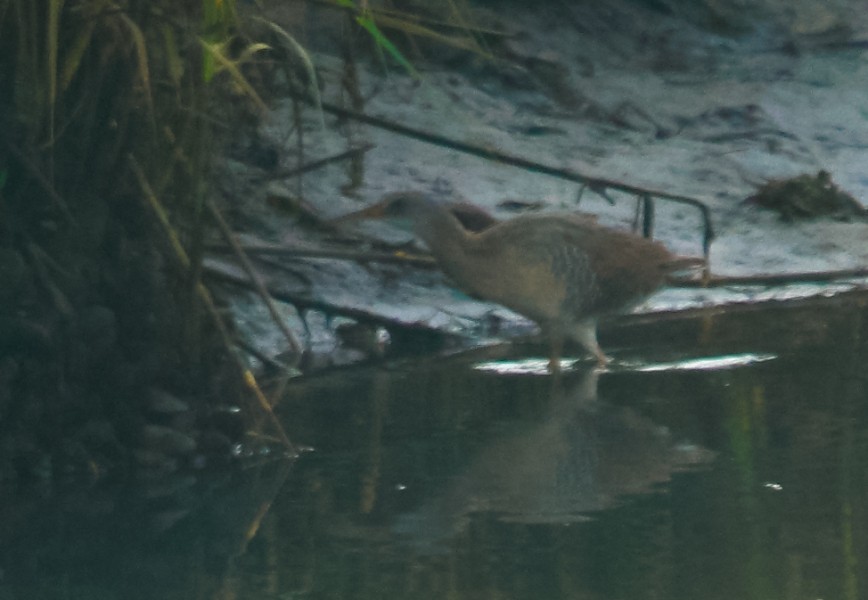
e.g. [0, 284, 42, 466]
[592, 345, 611, 368]
[571, 319, 611, 367]
[547, 329, 564, 374]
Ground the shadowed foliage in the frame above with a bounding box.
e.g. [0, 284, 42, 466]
[0, 0, 274, 479]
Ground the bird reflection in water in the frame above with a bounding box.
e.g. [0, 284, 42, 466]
[391, 367, 712, 551]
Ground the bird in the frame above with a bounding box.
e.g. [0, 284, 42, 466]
[334, 191, 703, 369]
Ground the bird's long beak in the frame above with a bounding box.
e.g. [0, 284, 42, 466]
[330, 202, 388, 226]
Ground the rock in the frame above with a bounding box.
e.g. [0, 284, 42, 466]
[197, 430, 233, 455]
[146, 388, 191, 415]
[168, 412, 196, 433]
[143, 474, 198, 499]
[140, 425, 197, 456]
[133, 449, 179, 474]
[150, 508, 192, 534]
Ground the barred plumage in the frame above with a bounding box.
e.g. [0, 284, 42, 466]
[335, 191, 702, 369]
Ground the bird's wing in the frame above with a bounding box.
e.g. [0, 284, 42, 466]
[581, 226, 674, 312]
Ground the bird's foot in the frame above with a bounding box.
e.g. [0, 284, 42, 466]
[593, 349, 612, 370]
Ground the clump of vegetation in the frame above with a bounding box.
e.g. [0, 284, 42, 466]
[0, 0, 493, 479]
[745, 170, 867, 222]
[0, 0, 291, 480]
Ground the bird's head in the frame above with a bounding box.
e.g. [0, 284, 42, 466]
[332, 191, 450, 232]
[332, 192, 493, 252]
[333, 191, 497, 230]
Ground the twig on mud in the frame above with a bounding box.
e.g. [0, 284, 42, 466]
[302, 97, 716, 256]
[129, 154, 297, 453]
[204, 261, 441, 332]
[235, 338, 294, 372]
[670, 267, 868, 288]
[206, 199, 305, 358]
[207, 241, 437, 267]
[213, 241, 867, 290]
[260, 143, 375, 181]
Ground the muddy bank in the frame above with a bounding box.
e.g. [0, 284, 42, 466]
[210, 0, 868, 370]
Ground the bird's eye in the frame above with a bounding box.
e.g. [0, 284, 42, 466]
[387, 198, 408, 214]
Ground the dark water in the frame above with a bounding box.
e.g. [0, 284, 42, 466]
[2, 293, 868, 600]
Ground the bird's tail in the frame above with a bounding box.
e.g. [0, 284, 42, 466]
[663, 256, 706, 272]
[662, 256, 708, 284]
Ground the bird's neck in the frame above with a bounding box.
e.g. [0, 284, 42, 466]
[413, 208, 474, 267]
